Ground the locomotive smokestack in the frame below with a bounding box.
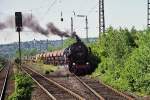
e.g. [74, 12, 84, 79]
[71, 32, 81, 42]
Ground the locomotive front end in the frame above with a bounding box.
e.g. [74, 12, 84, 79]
[64, 33, 93, 75]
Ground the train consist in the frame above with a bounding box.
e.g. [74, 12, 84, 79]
[26, 33, 99, 75]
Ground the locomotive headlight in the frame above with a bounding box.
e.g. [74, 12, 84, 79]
[73, 63, 76, 65]
[86, 62, 89, 65]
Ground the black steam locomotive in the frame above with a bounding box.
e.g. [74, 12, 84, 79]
[64, 34, 99, 75]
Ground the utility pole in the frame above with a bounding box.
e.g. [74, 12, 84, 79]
[85, 16, 89, 42]
[147, 0, 150, 28]
[60, 11, 64, 48]
[99, 0, 105, 37]
[40, 40, 42, 52]
[77, 15, 89, 43]
[47, 39, 48, 51]
[18, 31, 21, 64]
[71, 17, 73, 33]
[33, 38, 36, 49]
[61, 37, 63, 48]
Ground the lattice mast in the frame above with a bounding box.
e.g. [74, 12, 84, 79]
[99, 0, 105, 37]
[148, 0, 150, 28]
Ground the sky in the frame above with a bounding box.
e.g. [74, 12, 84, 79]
[0, 0, 147, 44]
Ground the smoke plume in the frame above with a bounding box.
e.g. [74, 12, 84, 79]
[47, 23, 69, 37]
[22, 15, 49, 36]
[0, 22, 6, 30]
[0, 14, 71, 37]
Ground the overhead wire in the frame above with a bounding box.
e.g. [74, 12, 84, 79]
[29, 0, 51, 12]
[73, 1, 98, 37]
[86, 3, 98, 16]
[42, 0, 58, 19]
[74, 2, 98, 30]
[25, 0, 58, 20]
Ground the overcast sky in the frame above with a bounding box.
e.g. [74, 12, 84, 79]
[0, 0, 147, 44]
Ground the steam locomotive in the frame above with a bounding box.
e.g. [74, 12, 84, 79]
[63, 34, 93, 75]
[25, 33, 99, 75]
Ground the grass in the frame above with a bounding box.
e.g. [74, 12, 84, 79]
[28, 62, 58, 74]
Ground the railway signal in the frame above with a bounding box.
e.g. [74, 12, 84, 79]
[15, 12, 23, 66]
[61, 11, 63, 22]
[60, 12, 64, 47]
[15, 12, 22, 32]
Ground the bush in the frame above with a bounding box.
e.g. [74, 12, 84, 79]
[91, 27, 150, 96]
[0, 57, 6, 66]
[9, 73, 33, 100]
[123, 31, 150, 95]
[45, 70, 50, 74]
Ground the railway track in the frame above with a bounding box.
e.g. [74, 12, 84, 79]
[48, 69, 134, 100]
[0, 65, 5, 72]
[0, 63, 10, 100]
[22, 66, 85, 100]
[76, 76, 135, 100]
[23, 65, 135, 100]
[48, 72, 103, 100]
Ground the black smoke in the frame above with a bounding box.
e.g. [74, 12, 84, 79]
[0, 14, 71, 37]
[0, 22, 6, 30]
[47, 23, 69, 37]
[22, 15, 49, 36]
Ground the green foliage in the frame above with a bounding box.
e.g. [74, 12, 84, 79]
[9, 73, 33, 100]
[123, 30, 150, 95]
[15, 48, 37, 58]
[47, 37, 76, 52]
[45, 70, 50, 74]
[14, 58, 21, 64]
[91, 27, 150, 96]
[30, 63, 58, 75]
[48, 44, 62, 51]
[29, 48, 38, 56]
[0, 56, 6, 67]
[47, 44, 58, 51]
[92, 27, 134, 75]
[63, 37, 76, 48]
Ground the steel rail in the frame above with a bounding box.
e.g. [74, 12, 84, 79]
[75, 74, 135, 100]
[98, 80, 135, 100]
[74, 74, 105, 100]
[21, 67, 56, 100]
[22, 66, 85, 100]
[0, 64, 6, 72]
[0, 63, 10, 100]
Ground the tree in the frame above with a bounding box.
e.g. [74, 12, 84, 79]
[124, 30, 150, 95]
[63, 37, 76, 48]
[15, 49, 37, 58]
